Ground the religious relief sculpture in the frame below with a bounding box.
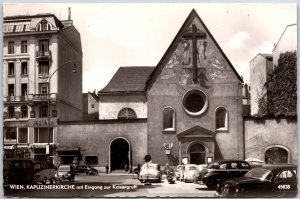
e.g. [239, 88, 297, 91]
[204, 49, 227, 80]
[198, 68, 210, 89]
[161, 53, 180, 80]
[197, 41, 207, 66]
[181, 39, 191, 65]
[179, 68, 193, 85]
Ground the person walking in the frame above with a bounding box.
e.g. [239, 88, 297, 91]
[105, 164, 109, 174]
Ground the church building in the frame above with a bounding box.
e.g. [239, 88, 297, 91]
[58, 9, 244, 171]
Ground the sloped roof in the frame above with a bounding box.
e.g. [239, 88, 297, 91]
[99, 67, 155, 93]
[146, 9, 243, 89]
[88, 91, 99, 101]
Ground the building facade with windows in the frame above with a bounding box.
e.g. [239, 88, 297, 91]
[3, 13, 82, 163]
[58, 9, 245, 171]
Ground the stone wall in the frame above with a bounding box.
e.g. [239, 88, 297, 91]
[57, 119, 147, 169]
[244, 116, 297, 163]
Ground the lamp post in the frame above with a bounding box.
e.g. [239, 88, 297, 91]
[47, 60, 76, 162]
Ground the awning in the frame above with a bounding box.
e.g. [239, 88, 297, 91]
[4, 146, 14, 150]
[57, 147, 79, 151]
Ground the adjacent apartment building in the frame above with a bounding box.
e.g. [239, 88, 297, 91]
[3, 12, 82, 163]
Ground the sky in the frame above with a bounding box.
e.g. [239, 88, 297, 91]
[3, 3, 297, 93]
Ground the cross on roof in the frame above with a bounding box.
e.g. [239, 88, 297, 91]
[182, 24, 206, 82]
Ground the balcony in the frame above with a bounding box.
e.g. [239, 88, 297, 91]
[36, 50, 52, 60]
[27, 93, 57, 103]
[4, 95, 28, 103]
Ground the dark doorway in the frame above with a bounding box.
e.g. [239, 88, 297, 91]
[189, 143, 206, 164]
[111, 138, 129, 171]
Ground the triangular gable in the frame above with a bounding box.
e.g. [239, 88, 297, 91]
[177, 125, 216, 139]
[146, 9, 242, 90]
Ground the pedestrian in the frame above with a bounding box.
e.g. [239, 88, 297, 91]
[129, 165, 133, 174]
[105, 164, 109, 174]
[124, 164, 128, 173]
[137, 164, 141, 178]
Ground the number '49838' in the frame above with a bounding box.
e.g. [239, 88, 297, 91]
[278, 184, 290, 190]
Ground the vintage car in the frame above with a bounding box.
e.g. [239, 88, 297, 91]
[175, 165, 185, 181]
[138, 163, 162, 183]
[85, 166, 98, 175]
[182, 164, 199, 183]
[216, 164, 298, 197]
[76, 165, 89, 173]
[55, 165, 75, 182]
[33, 161, 56, 184]
[199, 159, 251, 189]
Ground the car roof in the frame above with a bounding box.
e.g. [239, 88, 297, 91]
[260, 164, 297, 170]
[212, 159, 249, 164]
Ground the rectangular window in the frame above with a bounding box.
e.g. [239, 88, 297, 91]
[91, 104, 94, 108]
[39, 83, 49, 94]
[39, 40, 49, 52]
[21, 62, 28, 75]
[8, 106, 15, 118]
[8, 62, 14, 75]
[5, 127, 17, 140]
[34, 128, 53, 143]
[21, 84, 27, 96]
[8, 41, 14, 54]
[18, 128, 28, 143]
[8, 84, 14, 96]
[85, 156, 98, 165]
[21, 41, 27, 53]
[21, 106, 28, 118]
[39, 106, 48, 118]
[39, 61, 49, 74]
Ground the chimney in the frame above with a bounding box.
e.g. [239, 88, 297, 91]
[68, 7, 71, 20]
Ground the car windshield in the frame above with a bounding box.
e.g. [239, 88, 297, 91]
[207, 162, 219, 169]
[58, 166, 70, 171]
[177, 166, 184, 170]
[244, 168, 272, 180]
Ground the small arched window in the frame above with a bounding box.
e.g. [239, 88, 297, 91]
[163, 107, 175, 131]
[265, 146, 289, 164]
[8, 106, 15, 118]
[215, 107, 228, 131]
[118, 108, 137, 119]
[36, 19, 52, 31]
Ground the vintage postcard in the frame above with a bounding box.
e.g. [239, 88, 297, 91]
[2, 3, 297, 197]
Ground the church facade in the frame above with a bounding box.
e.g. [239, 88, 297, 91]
[58, 9, 244, 171]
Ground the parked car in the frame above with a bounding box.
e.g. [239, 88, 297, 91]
[199, 160, 251, 189]
[216, 164, 297, 197]
[85, 166, 98, 175]
[175, 165, 185, 181]
[33, 161, 56, 184]
[139, 163, 162, 183]
[76, 165, 89, 173]
[182, 164, 199, 183]
[55, 165, 75, 182]
[198, 164, 207, 173]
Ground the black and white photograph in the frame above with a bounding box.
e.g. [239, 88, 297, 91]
[2, 3, 297, 197]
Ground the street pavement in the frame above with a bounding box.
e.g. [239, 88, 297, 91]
[4, 173, 216, 197]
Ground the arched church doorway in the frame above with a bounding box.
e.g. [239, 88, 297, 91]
[188, 143, 206, 164]
[265, 146, 289, 164]
[110, 138, 130, 171]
